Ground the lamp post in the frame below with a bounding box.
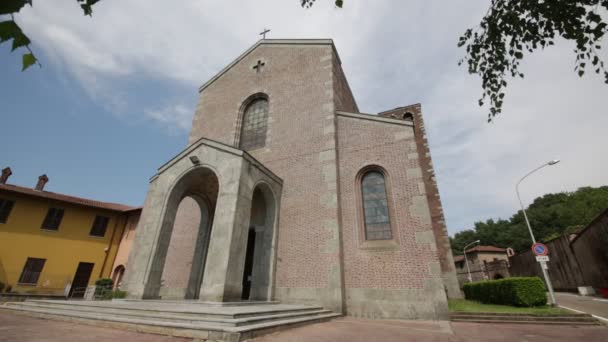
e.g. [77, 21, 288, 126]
[516, 159, 560, 305]
[463, 240, 481, 283]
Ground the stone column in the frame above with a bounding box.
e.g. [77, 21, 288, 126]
[199, 161, 253, 301]
[122, 179, 166, 299]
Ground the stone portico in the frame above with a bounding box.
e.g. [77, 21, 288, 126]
[123, 137, 282, 303]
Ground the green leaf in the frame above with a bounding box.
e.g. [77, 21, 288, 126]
[22, 52, 36, 71]
[11, 31, 30, 51]
[335, 0, 343, 7]
[0, 0, 30, 15]
[0, 20, 21, 43]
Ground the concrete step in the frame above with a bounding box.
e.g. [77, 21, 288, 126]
[0, 301, 341, 341]
[6, 301, 332, 327]
[6, 300, 324, 322]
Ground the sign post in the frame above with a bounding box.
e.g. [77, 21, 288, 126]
[531, 242, 556, 305]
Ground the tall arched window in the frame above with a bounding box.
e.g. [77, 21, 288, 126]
[239, 98, 268, 151]
[361, 171, 392, 240]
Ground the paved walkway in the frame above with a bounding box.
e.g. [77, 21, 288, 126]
[0, 311, 188, 342]
[1, 311, 607, 341]
[254, 317, 608, 342]
[556, 292, 608, 322]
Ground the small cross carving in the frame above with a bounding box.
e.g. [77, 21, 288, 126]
[253, 60, 265, 73]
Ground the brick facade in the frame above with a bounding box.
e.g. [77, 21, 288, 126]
[130, 39, 458, 319]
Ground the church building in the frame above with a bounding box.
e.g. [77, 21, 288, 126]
[122, 39, 460, 320]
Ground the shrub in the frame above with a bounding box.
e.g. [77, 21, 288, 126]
[94, 278, 114, 297]
[101, 290, 127, 300]
[463, 277, 547, 307]
[112, 290, 127, 299]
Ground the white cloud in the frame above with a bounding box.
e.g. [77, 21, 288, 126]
[12, 0, 608, 235]
[144, 104, 193, 134]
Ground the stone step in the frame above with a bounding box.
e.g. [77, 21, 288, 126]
[450, 314, 596, 323]
[20, 300, 324, 319]
[450, 318, 600, 325]
[0, 302, 341, 341]
[7, 301, 332, 327]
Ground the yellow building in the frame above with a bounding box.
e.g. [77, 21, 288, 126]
[0, 168, 140, 298]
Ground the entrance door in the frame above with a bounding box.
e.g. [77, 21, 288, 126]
[241, 228, 256, 300]
[69, 262, 94, 298]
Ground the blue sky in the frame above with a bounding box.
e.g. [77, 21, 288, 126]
[2, 1, 607, 235]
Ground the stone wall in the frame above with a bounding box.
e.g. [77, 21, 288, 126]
[571, 209, 608, 288]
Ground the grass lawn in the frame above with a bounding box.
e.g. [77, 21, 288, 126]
[448, 299, 571, 315]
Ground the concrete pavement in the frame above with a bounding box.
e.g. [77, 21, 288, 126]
[556, 292, 608, 322]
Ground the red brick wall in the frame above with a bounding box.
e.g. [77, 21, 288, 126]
[337, 115, 439, 289]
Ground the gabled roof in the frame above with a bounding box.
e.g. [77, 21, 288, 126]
[0, 183, 140, 213]
[198, 39, 340, 93]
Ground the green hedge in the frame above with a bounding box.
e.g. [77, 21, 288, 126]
[463, 277, 547, 307]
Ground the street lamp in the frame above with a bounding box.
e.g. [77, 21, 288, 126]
[464, 240, 481, 283]
[515, 159, 560, 305]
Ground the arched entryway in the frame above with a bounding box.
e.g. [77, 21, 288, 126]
[241, 183, 277, 301]
[112, 265, 125, 289]
[144, 166, 219, 299]
[161, 194, 214, 299]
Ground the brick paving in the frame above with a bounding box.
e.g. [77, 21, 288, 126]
[1, 311, 607, 342]
[0, 311, 188, 342]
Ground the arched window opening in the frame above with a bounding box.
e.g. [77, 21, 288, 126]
[239, 98, 268, 151]
[361, 171, 392, 240]
[403, 112, 414, 121]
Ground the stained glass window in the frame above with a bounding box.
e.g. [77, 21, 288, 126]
[361, 171, 392, 240]
[239, 98, 268, 151]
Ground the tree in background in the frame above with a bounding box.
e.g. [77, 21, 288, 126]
[450, 186, 608, 254]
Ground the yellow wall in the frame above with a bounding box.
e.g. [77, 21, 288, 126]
[0, 191, 128, 296]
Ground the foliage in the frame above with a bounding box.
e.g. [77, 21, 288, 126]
[458, 0, 608, 121]
[301, 0, 343, 8]
[1, 0, 99, 71]
[94, 278, 113, 297]
[463, 277, 547, 307]
[0, 282, 4, 292]
[95, 278, 113, 287]
[451, 186, 608, 253]
[448, 299, 569, 315]
[101, 289, 126, 300]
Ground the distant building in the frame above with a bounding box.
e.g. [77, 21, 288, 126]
[0, 167, 140, 298]
[453, 245, 510, 287]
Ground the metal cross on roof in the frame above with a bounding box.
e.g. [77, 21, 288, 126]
[259, 28, 270, 39]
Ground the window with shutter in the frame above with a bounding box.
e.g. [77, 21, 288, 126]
[0, 198, 15, 224]
[41, 207, 64, 230]
[89, 215, 109, 237]
[18, 257, 46, 284]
